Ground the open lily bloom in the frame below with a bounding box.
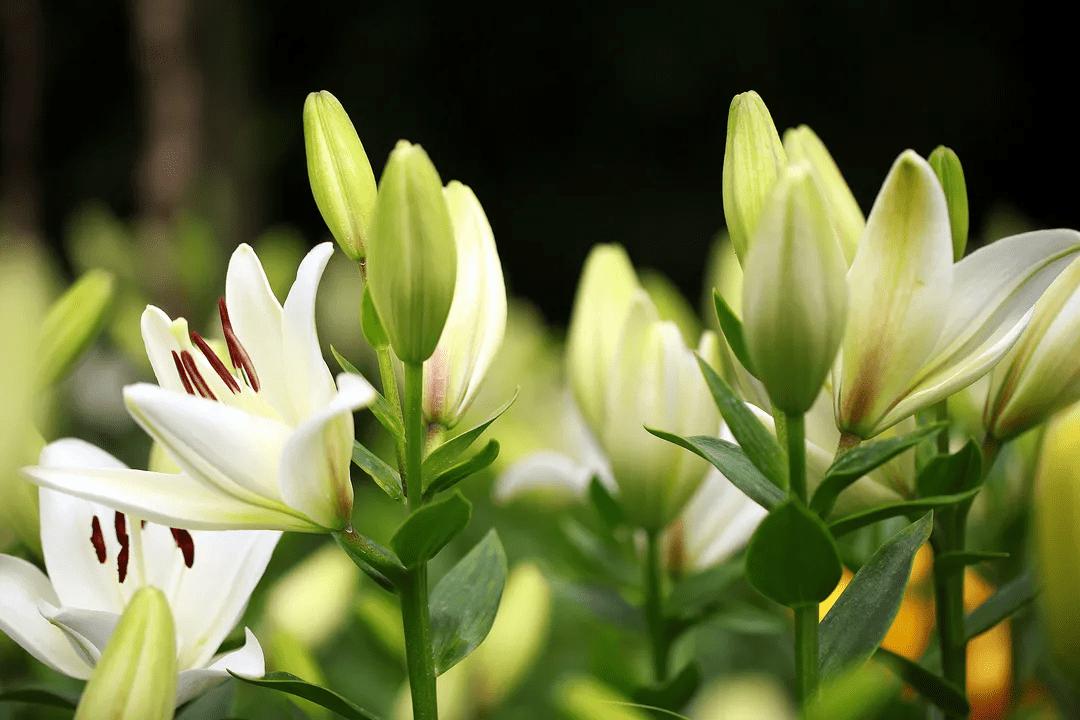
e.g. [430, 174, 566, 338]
[24, 243, 376, 532]
[835, 150, 1080, 438]
[2, 440, 279, 706]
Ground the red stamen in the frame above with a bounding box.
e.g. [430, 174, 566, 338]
[170, 528, 195, 568]
[218, 298, 260, 392]
[90, 516, 107, 563]
[114, 512, 130, 583]
[190, 331, 241, 394]
[180, 351, 217, 401]
[172, 351, 196, 396]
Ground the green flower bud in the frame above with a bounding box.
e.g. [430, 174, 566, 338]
[37, 269, 115, 388]
[928, 145, 969, 261]
[566, 244, 641, 433]
[367, 140, 457, 363]
[783, 125, 864, 264]
[743, 163, 849, 415]
[303, 90, 379, 262]
[722, 91, 786, 264]
[74, 587, 177, 720]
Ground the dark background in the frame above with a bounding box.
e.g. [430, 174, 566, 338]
[5, 0, 1075, 325]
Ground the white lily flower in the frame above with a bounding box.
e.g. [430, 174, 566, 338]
[835, 150, 1080, 438]
[2, 440, 279, 706]
[24, 243, 376, 532]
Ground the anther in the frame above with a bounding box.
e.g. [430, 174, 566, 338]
[170, 528, 195, 568]
[218, 298, 260, 392]
[90, 516, 107, 564]
[190, 331, 241, 394]
[180, 351, 218, 401]
[114, 512, 130, 583]
[172, 351, 196, 396]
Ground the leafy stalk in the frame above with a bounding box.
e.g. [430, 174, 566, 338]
[786, 411, 817, 705]
[644, 529, 670, 683]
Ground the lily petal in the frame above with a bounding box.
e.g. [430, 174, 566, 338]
[141, 306, 190, 394]
[278, 373, 375, 529]
[281, 242, 337, 420]
[176, 628, 264, 706]
[42, 605, 119, 666]
[681, 468, 767, 572]
[493, 451, 597, 503]
[0, 556, 92, 678]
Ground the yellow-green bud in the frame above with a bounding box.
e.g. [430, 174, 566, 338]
[74, 587, 177, 720]
[366, 140, 457, 363]
[743, 163, 848, 415]
[928, 145, 969, 261]
[37, 269, 115, 388]
[1034, 401, 1080, 680]
[722, 91, 786, 264]
[303, 90, 378, 262]
[783, 125, 864, 264]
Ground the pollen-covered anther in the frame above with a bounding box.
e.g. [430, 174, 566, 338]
[90, 516, 107, 564]
[179, 351, 217, 401]
[218, 297, 260, 392]
[170, 528, 195, 568]
[171, 351, 196, 396]
[190, 331, 241, 394]
[114, 511, 130, 583]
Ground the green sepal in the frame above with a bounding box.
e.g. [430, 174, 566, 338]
[966, 571, 1037, 641]
[331, 345, 403, 441]
[916, 440, 983, 499]
[712, 289, 755, 376]
[875, 648, 970, 716]
[431, 530, 508, 674]
[352, 441, 403, 502]
[745, 500, 842, 607]
[810, 421, 946, 517]
[360, 285, 389, 348]
[934, 550, 1009, 574]
[421, 391, 516, 478]
[827, 486, 981, 537]
[928, 145, 969, 261]
[0, 687, 78, 710]
[228, 671, 384, 720]
[423, 440, 499, 500]
[696, 357, 786, 488]
[587, 475, 626, 530]
[647, 427, 784, 510]
[390, 492, 471, 568]
[818, 512, 933, 679]
[631, 661, 702, 713]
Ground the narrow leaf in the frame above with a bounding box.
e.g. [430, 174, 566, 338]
[828, 487, 980, 537]
[696, 357, 785, 487]
[646, 427, 784, 510]
[713, 289, 755, 375]
[966, 571, 1037, 640]
[668, 561, 744, 619]
[875, 647, 970, 716]
[332, 345, 403, 440]
[934, 550, 1009, 574]
[352, 441, 403, 502]
[588, 475, 626, 529]
[811, 422, 946, 516]
[745, 500, 843, 607]
[632, 661, 702, 713]
[360, 285, 389, 348]
[916, 440, 983, 499]
[228, 672, 384, 720]
[422, 392, 517, 478]
[819, 513, 933, 679]
[390, 492, 472, 568]
[431, 530, 508, 674]
[0, 687, 78, 710]
[423, 440, 500, 500]
[333, 530, 404, 591]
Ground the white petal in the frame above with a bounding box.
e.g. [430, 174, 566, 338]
[278, 373, 375, 529]
[124, 383, 290, 505]
[681, 469, 766, 571]
[0, 555, 92, 678]
[281, 242, 337, 420]
[42, 605, 119, 666]
[224, 244, 296, 423]
[140, 306, 187, 393]
[493, 451, 596, 503]
[176, 628, 265, 706]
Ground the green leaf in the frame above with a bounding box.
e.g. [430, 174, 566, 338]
[421, 392, 517, 479]
[352, 441, 403, 502]
[333, 531, 404, 591]
[696, 357, 785, 487]
[827, 487, 981, 537]
[632, 661, 702, 712]
[875, 647, 970, 716]
[332, 345, 403, 441]
[934, 550, 1009, 574]
[423, 440, 500, 500]
[818, 513, 933, 679]
[588, 475, 627, 530]
[0, 686, 78, 710]
[559, 518, 637, 586]
[431, 530, 508, 674]
[966, 571, 1037, 640]
[228, 672, 384, 720]
[38, 269, 115, 388]
[646, 427, 784, 510]
[360, 284, 389, 348]
[713, 289, 755, 375]
[811, 422, 946, 517]
[390, 492, 471, 568]
[745, 500, 842, 607]
[668, 561, 744, 621]
[916, 440, 982, 498]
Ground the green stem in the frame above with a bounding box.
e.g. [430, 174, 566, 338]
[644, 529, 669, 683]
[785, 413, 807, 505]
[794, 604, 819, 708]
[935, 400, 950, 455]
[401, 361, 438, 719]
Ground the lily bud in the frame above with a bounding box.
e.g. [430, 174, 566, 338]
[1034, 401, 1080, 680]
[743, 163, 848, 415]
[566, 244, 641, 432]
[722, 91, 786, 263]
[367, 140, 457, 363]
[74, 587, 177, 720]
[423, 182, 507, 428]
[601, 292, 719, 531]
[984, 256, 1080, 441]
[303, 91, 378, 262]
[782, 125, 864, 264]
[928, 146, 969, 262]
[37, 269, 115, 389]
